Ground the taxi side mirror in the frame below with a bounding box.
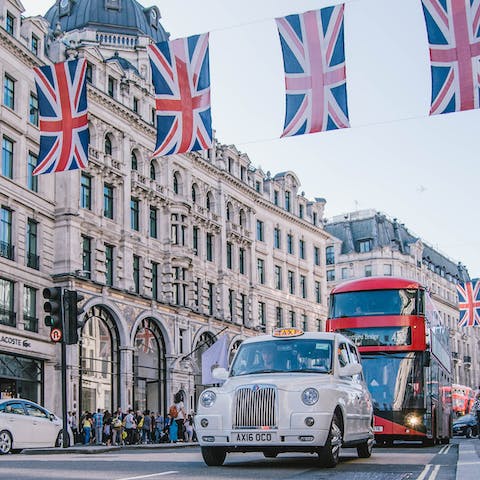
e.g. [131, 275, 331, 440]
[212, 367, 229, 381]
[339, 363, 362, 377]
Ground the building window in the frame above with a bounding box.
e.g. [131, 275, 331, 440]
[150, 162, 156, 180]
[274, 190, 279, 206]
[2, 136, 14, 179]
[103, 184, 114, 219]
[193, 226, 199, 255]
[359, 239, 373, 253]
[239, 209, 246, 227]
[179, 328, 186, 354]
[226, 203, 231, 221]
[171, 215, 186, 246]
[130, 198, 140, 231]
[300, 275, 307, 299]
[27, 153, 38, 192]
[365, 265, 372, 277]
[326, 246, 335, 265]
[133, 97, 139, 113]
[326, 270, 335, 281]
[229, 289, 235, 320]
[0, 207, 13, 261]
[289, 310, 296, 327]
[3, 75, 14, 109]
[276, 306, 283, 328]
[274, 227, 281, 249]
[240, 166, 246, 181]
[288, 270, 295, 294]
[258, 302, 266, 326]
[206, 192, 213, 211]
[149, 207, 157, 238]
[29, 93, 39, 126]
[316, 319, 322, 332]
[206, 233, 213, 261]
[208, 282, 214, 315]
[256, 220, 264, 241]
[133, 255, 140, 293]
[5, 12, 14, 35]
[274, 265, 282, 290]
[226, 242, 232, 269]
[239, 248, 246, 274]
[82, 236, 92, 278]
[104, 135, 112, 155]
[255, 181, 261, 193]
[152, 262, 159, 300]
[86, 62, 93, 83]
[299, 239, 305, 259]
[26, 219, 39, 270]
[173, 172, 180, 194]
[341, 267, 349, 280]
[31, 34, 39, 55]
[312, 212, 317, 225]
[384, 264, 392, 276]
[302, 314, 308, 331]
[299, 204, 304, 219]
[192, 184, 198, 204]
[314, 246, 320, 266]
[257, 258, 265, 284]
[228, 157, 233, 173]
[105, 244, 114, 286]
[0, 278, 15, 327]
[315, 281, 321, 304]
[131, 152, 138, 170]
[80, 174, 92, 209]
[23, 286, 38, 332]
[173, 267, 187, 306]
[241, 294, 247, 323]
[107, 76, 116, 97]
[287, 234, 294, 254]
[151, 107, 156, 125]
[285, 191, 291, 212]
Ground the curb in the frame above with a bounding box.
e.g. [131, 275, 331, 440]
[22, 442, 199, 455]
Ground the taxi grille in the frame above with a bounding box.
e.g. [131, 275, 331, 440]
[232, 385, 277, 429]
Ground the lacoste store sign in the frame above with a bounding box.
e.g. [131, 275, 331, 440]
[0, 335, 33, 349]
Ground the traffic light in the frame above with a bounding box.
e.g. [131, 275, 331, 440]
[63, 290, 85, 345]
[43, 287, 63, 343]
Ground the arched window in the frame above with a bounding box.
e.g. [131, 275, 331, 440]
[173, 171, 182, 195]
[104, 135, 112, 155]
[239, 209, 246, 227]
[226, 203, 232, 221]
[131, 151, 138, 171]
[150, 161, 156, 180]
[206, 192, 214, 212]
[191, 183, 198, 204]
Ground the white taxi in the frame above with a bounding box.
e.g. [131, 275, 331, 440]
[196, 329, 374, 467]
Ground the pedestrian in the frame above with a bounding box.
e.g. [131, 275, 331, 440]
[141, 410, 152, 444]
[71, 411, 78, 444]
[111, 411, 123, 446]
[154, 412, 164, 443]
[82, 413, 92, 445]
[170, 392, 186, 442]
[184, 413, 194, 442]
[103, 410, 112, 445]
[93, 408, 104, 445]
[124, 408, 136, 445]
[169, 413, 178, 442]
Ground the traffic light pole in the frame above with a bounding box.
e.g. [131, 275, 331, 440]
[61, 339, 68, 448]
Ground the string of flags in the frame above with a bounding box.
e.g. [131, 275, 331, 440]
[33, 1, 480, 173]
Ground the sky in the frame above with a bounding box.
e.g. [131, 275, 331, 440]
[22, 0, 480, 278]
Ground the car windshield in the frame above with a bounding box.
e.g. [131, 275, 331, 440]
[230, 339, 333, 377]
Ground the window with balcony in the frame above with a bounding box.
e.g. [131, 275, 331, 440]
[23, 286, 37, 332]
[2, 136, 14, 179]
[3, 74, 15, 110]
[26, 219, 39, 270]
[0, 278, 15, 327]
[0, 206, 14, 260]
[27, 153, 38, 193]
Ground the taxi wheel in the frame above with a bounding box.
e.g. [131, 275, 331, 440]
[55, 430, 70, 448]
[201, 446, 227, 466]
[357, 438, 373, 458]
[319, 413, 342, 468]
[0, 430, 12, 455]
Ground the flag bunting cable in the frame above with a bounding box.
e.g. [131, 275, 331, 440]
[179, 325, 229, 361]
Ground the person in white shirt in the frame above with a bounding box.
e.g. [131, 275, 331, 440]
[173, 392, 186, 441]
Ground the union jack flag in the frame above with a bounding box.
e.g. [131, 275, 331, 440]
[136, 328, 156, 354]
[421, 0, 480, 115]
[457, 279, 480, 327]
[33, 58, 88, 175]
[148, 33, 212, 156]
[275, 6, 349, 138]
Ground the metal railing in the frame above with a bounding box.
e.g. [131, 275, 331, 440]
[0, 308, 16, 327]
[0, 241, 14, 260]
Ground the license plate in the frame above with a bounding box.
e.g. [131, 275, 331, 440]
[234, 432, 276, 443]
[373, 425, 383, 432]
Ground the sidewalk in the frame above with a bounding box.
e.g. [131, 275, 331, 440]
[22, 441, 199, 455]
[455, 438, 480, 480]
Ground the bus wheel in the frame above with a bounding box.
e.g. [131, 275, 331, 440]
[201, 447, 227, 466]
[319, 413, 342, 468]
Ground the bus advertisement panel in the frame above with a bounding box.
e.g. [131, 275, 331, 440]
[327, 277, 452, 445]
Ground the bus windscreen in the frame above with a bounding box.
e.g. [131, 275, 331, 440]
[330, 289, 419, 318]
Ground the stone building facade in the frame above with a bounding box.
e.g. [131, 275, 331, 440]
[0, 0, 330, 416]
[324, 209, 478, 389]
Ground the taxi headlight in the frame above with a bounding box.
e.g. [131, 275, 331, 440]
[301, 388, 319, 406]
[200, 390, 216, 408]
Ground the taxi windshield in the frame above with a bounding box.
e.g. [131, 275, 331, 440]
[230, 339, 333, 377]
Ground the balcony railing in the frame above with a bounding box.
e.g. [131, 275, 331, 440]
[26, 252, 40, 270]
[0, 308, 16, 327]
[23, 315, 38, 333]
[0, 241, 14, 260]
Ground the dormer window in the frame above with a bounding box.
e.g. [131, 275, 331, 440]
[6, 12, 14, 35]
[59, 0, 71, 17]
[105, 0, 121, 11]
[358, 239, 372, 253]
[149, 7, 159, 28]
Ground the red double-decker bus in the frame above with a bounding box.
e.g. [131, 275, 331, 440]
[326, 277, 452, 445]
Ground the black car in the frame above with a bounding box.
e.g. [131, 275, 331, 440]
[453, 414, 479, 438]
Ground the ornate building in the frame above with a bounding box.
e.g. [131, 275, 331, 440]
[0, 0, 330, 416]
[324, 209, 478, 388]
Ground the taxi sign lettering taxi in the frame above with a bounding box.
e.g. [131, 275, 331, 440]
[272, 328, 304, 338]
[50, 328, 62, 343]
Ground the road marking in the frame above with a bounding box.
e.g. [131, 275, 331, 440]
[417, 464, 441, 480]
[429, 465, 440, 480]
[417, 464, 432, 480]
[116, 472, 178, 480]
[438, 444, 452, 454]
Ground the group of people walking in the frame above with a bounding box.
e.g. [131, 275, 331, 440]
[67, 393, 196, 446]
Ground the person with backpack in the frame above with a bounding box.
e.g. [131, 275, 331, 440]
[168, 411, 178, 442]
[171, 392, 186, 442]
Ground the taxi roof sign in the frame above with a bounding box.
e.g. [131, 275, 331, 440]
[272, 328, 304, 338]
